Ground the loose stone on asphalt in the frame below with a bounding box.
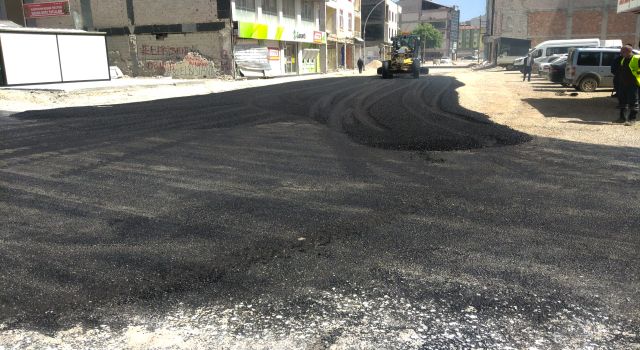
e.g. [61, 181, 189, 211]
[0, 72, 638, 349]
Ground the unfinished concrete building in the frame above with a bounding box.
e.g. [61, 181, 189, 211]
[485, 0, 640, 62]
[397, 0, 459, 59]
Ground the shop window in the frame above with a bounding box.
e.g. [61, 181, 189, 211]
[283, 0, 295, 18]
[262, 0, 277, 15]
[236, 0, 255, 11]
[302, 0, 314, 21]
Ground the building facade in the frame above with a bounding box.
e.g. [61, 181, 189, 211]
[1, 0, 360, 77]
[231, 0, 327, 76]
[325, 0, 362, 71]
[397, 0, 459, 59]
[361, 0, 401, 63]
[458, 23, 482, 57]
[485, 0, 640, 63]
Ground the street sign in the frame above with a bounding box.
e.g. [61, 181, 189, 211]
[23, 1, 70, 19]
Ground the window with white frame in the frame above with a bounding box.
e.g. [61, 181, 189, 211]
[236, 0, 255, 11]
[339, 10, 344, 29]
[262, 0, 277, 15]
[348, 12, 352, 31]
[302, 0, 314, 21]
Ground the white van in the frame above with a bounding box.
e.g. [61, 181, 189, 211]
[529, 39, 622, 72]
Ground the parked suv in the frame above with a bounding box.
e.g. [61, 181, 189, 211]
[565, 47, 636, 92]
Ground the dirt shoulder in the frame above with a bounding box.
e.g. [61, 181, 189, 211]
[0, 71, 370, 113]
[452, 69, 640, 148]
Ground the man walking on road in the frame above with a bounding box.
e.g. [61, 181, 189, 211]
[614, 45, 639, 125]
[357, 58, 364, 74]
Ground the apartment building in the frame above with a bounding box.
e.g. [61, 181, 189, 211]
[231, 0, 327, 76]
[361, 0, 401, 63]
[458, 23, 482, 57]
[485, 0, 640, 62]
[325, 0, 362, 71]
[397, 0, 460, 59]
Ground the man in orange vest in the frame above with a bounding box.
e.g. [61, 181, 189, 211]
[615, 45, 639, 125]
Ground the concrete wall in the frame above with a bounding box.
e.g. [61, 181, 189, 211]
[22, 0, 233, 77]
[134, 0, 220, 24]
[2, 0, 25, 25]
[107, 29, 232, 77]
[492, 0, 640, 46]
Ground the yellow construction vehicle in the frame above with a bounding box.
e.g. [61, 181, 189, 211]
[377, 34, 429, 79]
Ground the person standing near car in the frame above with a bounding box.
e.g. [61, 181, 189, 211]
[357, 57, 364, 74]
[522, 55, 533, 82]
[614, 45, 639, 125]
[611, 50, 623, 99]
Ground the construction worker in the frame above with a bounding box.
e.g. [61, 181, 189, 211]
[614, 45, 640, 125]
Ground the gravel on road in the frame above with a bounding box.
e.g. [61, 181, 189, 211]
[0, 73, 638, 349]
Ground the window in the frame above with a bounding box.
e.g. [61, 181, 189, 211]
[339, 10, 344, 29]
[547, 46, 569, 55]
[283, 0, 294, 18]
[262, 0, 277, 15]
[236, 0, 255, 11]
[348, 12, 352, 31]
[302, 0, 314, 21]
[577, 52, 601, 66]
[601, 52, 617, 67]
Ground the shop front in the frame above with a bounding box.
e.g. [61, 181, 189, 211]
[234, 22, 326, 77]
[327, 33, 355, 71]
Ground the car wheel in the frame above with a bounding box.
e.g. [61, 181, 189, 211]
[506, 64, 514, 71]
[579, 77, 598, 92]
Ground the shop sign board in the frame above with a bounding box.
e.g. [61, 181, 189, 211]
[234, 45, 270, 71]
[237, 22, 326, 44]
[23, 1, 70, 19]
[618, 0, 640, 13]
[313, 31, 326, 44]
[268, 47, 280, 60]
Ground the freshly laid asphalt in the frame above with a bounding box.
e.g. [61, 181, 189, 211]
[0, 75, 638, 349]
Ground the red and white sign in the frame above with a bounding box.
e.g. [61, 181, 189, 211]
[618, 0, 640, 13]
[268, 47, 280, 60]
[23, 1, 70, 19]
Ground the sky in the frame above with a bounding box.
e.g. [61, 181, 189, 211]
[432, 0, 487, 21]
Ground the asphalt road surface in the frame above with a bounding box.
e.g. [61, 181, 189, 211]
[0, 75, 638, 349]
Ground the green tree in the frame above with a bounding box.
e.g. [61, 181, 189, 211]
[412, 23, 443, 59]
